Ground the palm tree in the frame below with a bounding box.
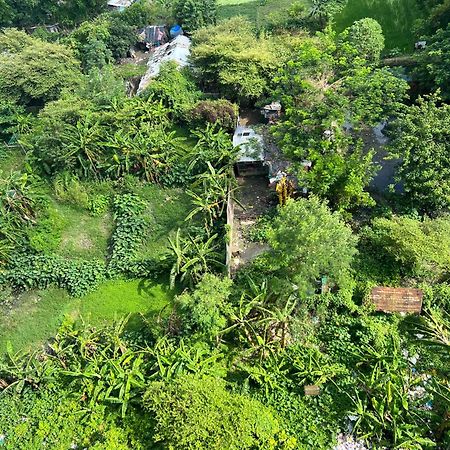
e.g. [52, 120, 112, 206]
[256, 296, 298, 349]
[60, 115, 104, 178]
[168, 230, 222, 288]
[185, 163, 236, 229]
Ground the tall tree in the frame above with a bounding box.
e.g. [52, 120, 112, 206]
[414, 24, 450, 99]
[191, 17, 281, 103]
[345, 18, 385, 62]
[0, 29, 81, 105]
[266, 196, 357, 293]
[388, 94, 450, 213]
[173, 0, 217, 32]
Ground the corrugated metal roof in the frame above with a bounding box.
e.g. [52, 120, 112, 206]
[137, 35, 191, 94]
[107, 0, 132, 7]
[370, 287, 423, 313]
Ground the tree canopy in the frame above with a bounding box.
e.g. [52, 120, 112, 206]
[388, 94, 450, 213]
[0, 29, 82, 105]
[266, 197, 358, 292]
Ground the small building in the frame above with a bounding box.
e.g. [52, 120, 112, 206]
[233, 125, 267, 177]
[137, 35, 191, 94]
[107, 0, 133, 11]
[261, 101, 282, 123]
[370, 287, 423, 314]
[415, 40, 427, 50]
[27, 24, 60, 34]
[137, 25, 168, 49]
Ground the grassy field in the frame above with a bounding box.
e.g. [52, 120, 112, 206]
[217, 0, 308, 28]
[132, 183, 193, 259]
[53, 202, 112, 260]
[0, 279, 174, 353]
[0, 147, 25, 174]
[334, 0, 425, 51]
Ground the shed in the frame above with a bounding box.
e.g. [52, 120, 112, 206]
[137, 35, 191, 94]
[233, 125, 267, 176]
[137, 25, 168, 47]
[261, 101, 282, 122]
[370, 287, 423, 314]
[415, 40, 427, 50]
[107, 0, 133, 10]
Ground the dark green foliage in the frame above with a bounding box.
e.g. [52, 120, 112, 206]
[414, 23, 450, 99]
[173, 0, 217, 32]
[108, 194, 147, 276]
[0, 0, 107, 28]
[1, 254, 106, 297]
[143, 63, 202, 121]
[189, 98, 238, 131]
[388, 94, 450, 213]
[0, 100, 25, 142]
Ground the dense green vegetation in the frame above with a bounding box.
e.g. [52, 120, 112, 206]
[0, 0, 449, 449]
[334, 0, 425, 51]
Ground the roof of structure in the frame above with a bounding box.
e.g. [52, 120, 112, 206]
[137, 35, 191, 94]
[137, 25, 167, 44]
[262, 101, 282, 111]
[107, 0, 132, 7]
[233, 126, 265, 163]
[370, 287, 423, 313]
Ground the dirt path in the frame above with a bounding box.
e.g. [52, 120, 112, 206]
[230, 176, 275, 272]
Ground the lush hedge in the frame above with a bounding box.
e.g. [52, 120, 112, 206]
[0, 254, 106, 297]
[107, 194, 148, 277]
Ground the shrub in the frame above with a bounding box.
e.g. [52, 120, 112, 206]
[143, 375, 291, 449]
[0, 254, 106, 297]
[189, 99, 238, 131]
[27, 207, 66, 254]
[143, 62, 201, 122]
[108, 194, 147, 276]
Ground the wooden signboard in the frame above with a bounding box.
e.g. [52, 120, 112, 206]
[304, 385, 321, 396]
[370, 287, 423, 314]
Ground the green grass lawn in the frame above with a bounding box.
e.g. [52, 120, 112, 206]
[0, 146, 25, 174]
[53, 201, 112, 261]
[217, 0, 309, 28]
[131, 183, 193, 259]
[333, 0, 425, 51]
[0, 278, 174, 353]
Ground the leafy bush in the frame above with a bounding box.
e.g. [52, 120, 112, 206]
[189, 99, 238, 131]
[173, 0, 217, 32]
[364, 215, 450, 281]
[1, 254, 106, 297]
[27, 207, 66, 254]
[143, 62, 201, 122]
[108, 194, 147, 276]
[143, 375, 293, 449]
[89, 194, 110, 216]
[174, 273, 232, 339]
